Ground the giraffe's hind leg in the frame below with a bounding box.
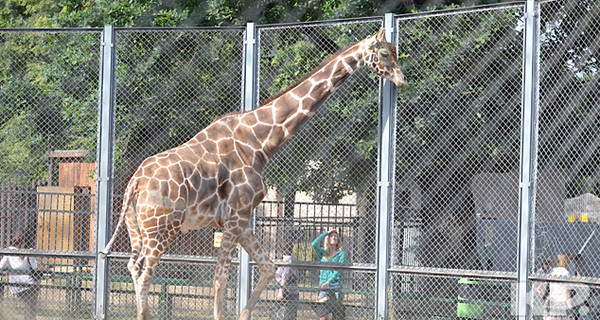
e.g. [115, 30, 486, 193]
[128, 245, 142, 301]
[213, 227, 239, 320]
[126, 211, 143, 290]
[130, 208, 181, 319]
[133, 248, 162, 320]
[237, 221, 275, 320]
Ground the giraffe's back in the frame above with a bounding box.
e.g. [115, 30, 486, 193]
[126, 121, 266, 233]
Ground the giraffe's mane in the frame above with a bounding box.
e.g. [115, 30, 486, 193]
[259, 40, 361, 106]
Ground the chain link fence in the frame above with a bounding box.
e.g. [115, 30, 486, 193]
[108, 27, 246, 319]
[1, 0, 600, 319]
[533, 0, 600, 318]
[393, 4, 525, 319]
[0, 28, 101, 319]
[252, 20, 383, 320]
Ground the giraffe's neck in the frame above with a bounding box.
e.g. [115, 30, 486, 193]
[250, 40, 367, 159]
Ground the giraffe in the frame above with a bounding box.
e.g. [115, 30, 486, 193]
[100, 28, 408, 320]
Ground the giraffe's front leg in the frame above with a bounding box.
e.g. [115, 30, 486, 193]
[213, 226, 238, 320]
[237, 223, 275, 320]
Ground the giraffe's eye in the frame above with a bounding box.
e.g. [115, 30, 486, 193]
[380, 52, 389, 58]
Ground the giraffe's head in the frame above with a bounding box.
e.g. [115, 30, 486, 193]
[363, 29, 409, 88]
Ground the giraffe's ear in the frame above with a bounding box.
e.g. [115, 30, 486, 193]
[376, 28, 386, 42]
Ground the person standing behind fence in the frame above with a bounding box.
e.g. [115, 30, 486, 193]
[0, 231, 48, 320]
[544, 253, 574, 320]
[312, 228, 346, 320]
[272, 254, 299, 320]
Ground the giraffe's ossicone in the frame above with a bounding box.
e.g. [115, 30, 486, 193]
[100, 28, 407, 320]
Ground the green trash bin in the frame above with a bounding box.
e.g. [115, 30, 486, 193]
[457, 278, 484, 319]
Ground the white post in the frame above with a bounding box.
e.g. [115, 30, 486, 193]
[94, 24, 117, 320]
[238, 21, 258, 313]
[516, 0, 540, 318]
[375, 13, 397, 320]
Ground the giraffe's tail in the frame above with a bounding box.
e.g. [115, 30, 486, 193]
[99, 184, 135, 259]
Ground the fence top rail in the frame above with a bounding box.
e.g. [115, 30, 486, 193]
[259, 200, 357, 207]
[105, 252, 379, 272]
[395, 1, 526, 21]
[256, 16, 383, 31]
[529, 275, 600, 287]
[6, 249, 598, 287]
[114, 25, 245, 32]
[388, 266, 600, 287]
[0, 248, 95, 259]
[538, 0, 564, 4]
[0, 27, 102, 33]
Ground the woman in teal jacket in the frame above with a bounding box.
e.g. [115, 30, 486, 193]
[312, 228, 346, 320]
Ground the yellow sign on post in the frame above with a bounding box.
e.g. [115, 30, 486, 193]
[566, 213, 589, 223]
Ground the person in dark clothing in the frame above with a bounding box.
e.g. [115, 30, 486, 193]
[272, 254, 299, 320]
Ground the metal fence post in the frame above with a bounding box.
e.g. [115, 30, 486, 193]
[94, 24, 117, 320]
[238, 21, 258, 313]
[516, 0, 540, 318]
[375, 13, 397, 320]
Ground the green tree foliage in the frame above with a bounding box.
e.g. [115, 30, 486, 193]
[0, 31, 100, 184]
[0, 0, 60, 28]
[1, 0, 516, 28]
[537, 0, 600, 198]
[1, 0, 596, 207]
